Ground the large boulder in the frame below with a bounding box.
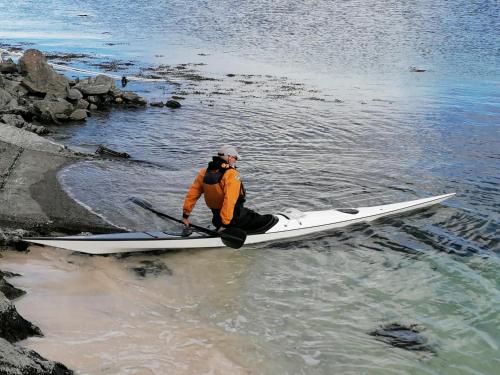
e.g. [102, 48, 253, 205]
[19, 49, 70, 98]
[122, 91, 147, 106]
[74, 74, 115, 95]
[33, 98, 74, 122]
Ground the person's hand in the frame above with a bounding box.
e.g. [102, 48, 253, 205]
[182, 218, 190, 227]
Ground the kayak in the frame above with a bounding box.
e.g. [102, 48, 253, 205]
[24, 193, 455, 254]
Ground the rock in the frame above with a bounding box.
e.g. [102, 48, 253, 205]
[69, 109, 87, 121]
[0, 273, 25, 300]
[109, 86, 123, 98]
[0, 88, 13, 109]
[67, 88, 83, 100]
[74, 74, 115, 95]
[171, 95, 185, 100]
[0, 293, 42, 342]
[369, 323, 433, 352]
[122, 91, 147, 105]
[1, 114, 26, 128]
[130, 260, 173, 278]
[114, 97, 123, 104]
[165, 100, 181, 109]
[33, 98, 74, 122]
[19, 49, 70, 97]
[23, 123, 49, 136]
[75, 99, 89, 110]
[150, 101, 164, 107]
[0, 337, 73, 375]
[95, 144, 130, 158]
[0, 59, 18, 74]
[89, 104, 98, 110]
[86, 95, 99, 104]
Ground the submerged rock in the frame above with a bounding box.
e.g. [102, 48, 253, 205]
[165, 100, 181, 109]
[369, 323, 433, 352]
[130, 260, 173, 278]
[95, 144, 130, 158]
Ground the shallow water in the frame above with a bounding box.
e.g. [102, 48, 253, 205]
[1, 0, 499, 374]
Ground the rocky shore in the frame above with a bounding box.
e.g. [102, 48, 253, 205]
[0, 49, 148, 373]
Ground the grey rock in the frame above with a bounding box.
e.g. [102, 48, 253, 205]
[24, 123, 49, 136]
[33, 98, 73, 122]
[1, 114, 26, 128]
[0, 293, 42, 342]
[0, 59, 18, 74]
[74, 74, 115, 95]
[89, 104, 98, 110]
[109, 86, 123, 98]
[122, 91, 147, 105]
[150, 101, 164, 107]
[0, 88, 13, 109]
[0, 337, 73, 375]
[369, 323, 433, 352]
[87, 95, 99, 104]
[0, 271, 26, 300]
[67, 88, 83, 100]
[75, 99, 89, 110]
[165, 100, 181, 109]
[114, 97, 123, 104]
[130, 260, 173, 278]
[19, 49, 70, 97]
[69, 109, 87, 121]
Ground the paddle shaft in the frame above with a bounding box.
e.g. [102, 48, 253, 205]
[138, 205, 217, 236]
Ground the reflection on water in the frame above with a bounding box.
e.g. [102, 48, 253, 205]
[0, 0, 499, 374]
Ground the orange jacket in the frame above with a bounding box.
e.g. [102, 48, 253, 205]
[183, 166, 243, 225]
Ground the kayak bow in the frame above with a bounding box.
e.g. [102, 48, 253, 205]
[24, 193, 455, 254]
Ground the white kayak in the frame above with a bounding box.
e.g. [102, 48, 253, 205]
[24, 193, 455, 255]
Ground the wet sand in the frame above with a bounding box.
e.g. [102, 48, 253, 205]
[1, 245, 264, 375]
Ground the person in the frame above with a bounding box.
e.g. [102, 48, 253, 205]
[182, 145, 277, 234]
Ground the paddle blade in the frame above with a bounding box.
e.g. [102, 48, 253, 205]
[128, 197, 153, 210]
[220, 228, 247, 249]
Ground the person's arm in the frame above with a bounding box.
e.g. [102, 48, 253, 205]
[182, 170, 204, 225]
[220, 170, 242, 226]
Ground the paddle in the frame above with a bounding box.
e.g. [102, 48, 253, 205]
[128, 197, 247, 249]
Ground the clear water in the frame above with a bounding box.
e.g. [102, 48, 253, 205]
[1, 1, 499, 374]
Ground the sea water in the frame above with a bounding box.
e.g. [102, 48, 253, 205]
[0, 1, 499, 374]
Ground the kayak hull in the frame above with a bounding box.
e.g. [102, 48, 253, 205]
[24, 193, 455, 254]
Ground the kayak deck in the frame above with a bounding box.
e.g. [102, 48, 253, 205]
[24, 193, 455, 254]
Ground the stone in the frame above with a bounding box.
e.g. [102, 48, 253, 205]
[0, 59, 18, 74]
[69, 109, 87, 121]
[89, 104, 98, 110]
[165, 100, 181, 109]
[0, 294, 42, 342]
[87, 95, 99, 104]
[75, 99, 89, 110]
[130, 260, 173, 278]
[74, 74, 115, 95]
[67, 88, 83, 100]
[114, 97, 123, 104]
[33, 98, 74, 122]
[95, 144, 130, 158]
[19, 49, 70, 97]
[369, 323, 433, 352]
[1, 114, 26, 128]
[0, 88, 13, 109]
[0, 337, 73, 375]
[122, 91, 147, 105]
[150, 101, 164, 107]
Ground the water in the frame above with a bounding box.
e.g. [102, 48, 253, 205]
[1, 0, 499, 374]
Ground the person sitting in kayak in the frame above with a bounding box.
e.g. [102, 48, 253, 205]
[181, 145, 277, 234]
